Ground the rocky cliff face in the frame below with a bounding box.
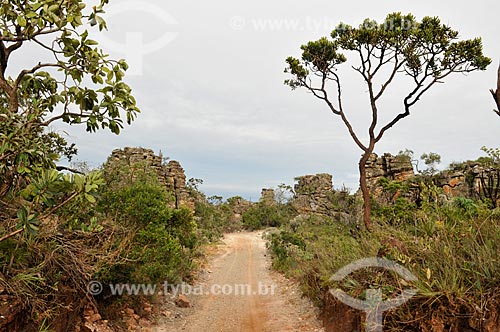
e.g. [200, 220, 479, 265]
[365, 154, 500, 205]
[165, 160, 194, 210]
[107, 146, 167, 182]
[437, 170, 469, 197]
[289, 154, 414, 216]
[106, 147, 195, 211]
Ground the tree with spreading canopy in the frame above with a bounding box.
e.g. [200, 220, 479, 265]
[0, 0, 139, 240]
[285, 12, 491, 230]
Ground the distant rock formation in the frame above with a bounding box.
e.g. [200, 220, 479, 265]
[365, 153, 500, 206]
[437, 163, 500, 202]
[437, 170, 469, 197]
[227, 196, 253, 223]
[289, 154, 414, 217]
[106, 147, 195, 211]
[260, 188, 276, 206]
[292, 173, 333, 215]
[165, 160, 194, 210]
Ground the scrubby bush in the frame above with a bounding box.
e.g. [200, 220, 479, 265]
[373, 197, 418, 225]
[131, 224, 186, 283]
[99, 163, 175, 224]
[95, 163, 199, 285]
[169, 208, 198, 250]
[194, 201, 234, 242]
[242, 203, 297, 230]
[268, 198, 500, 330]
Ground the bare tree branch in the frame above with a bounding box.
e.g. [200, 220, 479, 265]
[374, 58, 405, 101]
[492, 64, 500, 116]
[332, 72, 368, 151]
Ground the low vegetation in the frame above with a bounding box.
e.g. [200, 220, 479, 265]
[0, 155, 237, 330]
[265, 151, 500, 330]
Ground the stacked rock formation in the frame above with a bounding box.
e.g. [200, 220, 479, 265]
[165, 160, 194, 209]
[260, 188, 276, 206]
[438, 163, 500, 201]
[292, 173, 334, 215]
[365, 153, 415, 197]
[106, 147, 195, 211]
[227, 196, 253, 223]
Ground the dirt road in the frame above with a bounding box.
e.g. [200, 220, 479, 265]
[157, 232, 324, 332]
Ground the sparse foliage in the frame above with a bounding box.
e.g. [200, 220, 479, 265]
[275, 183, 294, 204]
[187, 178, 203, 191]
[420, 152, 442, 176]
[207, 195, 223, 205]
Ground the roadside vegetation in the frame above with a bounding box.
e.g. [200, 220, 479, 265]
[0, 150, 239, 331]
[264, 149, 500, 331]
[0, 1, 234, 330]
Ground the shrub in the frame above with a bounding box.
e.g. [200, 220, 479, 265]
[194, 201, 233, 242]
[98, 164, 174, 226]
[95, 163, 198, 285]
[169, 208, 198, 250]
[131, 223, 186, 283]
[243, 203, 297, 230]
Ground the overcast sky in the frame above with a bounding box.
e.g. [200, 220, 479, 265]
[48, 0, 500, 200]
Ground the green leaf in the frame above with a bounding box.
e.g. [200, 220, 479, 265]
[32, 3, 43, 11]
[26, 11, 38, 19]
[84, 193, 96, 203]
[48, 4, 60, 13]
[17, 207, 28, 222]
[74, 174, 85, 190]
[17, 16, 27, 27]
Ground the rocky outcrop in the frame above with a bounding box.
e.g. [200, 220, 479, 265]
[260, 188, 276, 206]
[292, 174, 334, 215]
[437, 171, 468, 197]
[365, 153, 414, 196]
[227, 196, 253, 223]
[165, 160, 195, 210]
[437, 163, 500, 203]
[365, 153, 500, 206]
[289, 155, 413, 216]
[107, 146, 168, 183]
[106, 147, 195, 211]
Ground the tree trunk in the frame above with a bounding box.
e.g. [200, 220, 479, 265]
[359, 152, 372, 231]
